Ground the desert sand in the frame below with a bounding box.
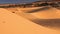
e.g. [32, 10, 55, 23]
[0, 7, 60, 34]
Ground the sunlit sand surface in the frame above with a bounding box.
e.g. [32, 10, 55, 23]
[0, 7, 60, 34]
[31, 8, 60, 19]
[4, 7, 60, 28]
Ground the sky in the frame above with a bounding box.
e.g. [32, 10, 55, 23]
[0, 0, 54, 4]
[0, 0, 38, 4]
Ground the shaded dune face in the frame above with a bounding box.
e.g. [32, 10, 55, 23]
[6, 7, 60, 29]
[31, 19, 60, 29]
[26, 7, 51, 13]
[25, 8, 60, 29]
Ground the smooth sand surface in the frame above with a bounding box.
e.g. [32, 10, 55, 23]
[32, 8, 60, 19]
[0, 8, 60, 34]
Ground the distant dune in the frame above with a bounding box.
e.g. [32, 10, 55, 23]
[0, 6, 60, 34]
[4, 6, 60, 29]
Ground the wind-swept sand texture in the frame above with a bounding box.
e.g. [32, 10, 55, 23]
[0, 7, 60, 34]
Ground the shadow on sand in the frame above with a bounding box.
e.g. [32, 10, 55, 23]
[26, 7, 51, 13]
[30, 19, 60, 28]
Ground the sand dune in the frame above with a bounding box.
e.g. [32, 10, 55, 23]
[0, 7, 60, 34]
[4, 7, 60, 28]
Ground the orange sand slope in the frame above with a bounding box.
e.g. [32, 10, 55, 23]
[5, 7, 60, 19]
[0, 8, 60, 34]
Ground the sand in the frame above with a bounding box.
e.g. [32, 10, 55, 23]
[0, 7, 60, 34]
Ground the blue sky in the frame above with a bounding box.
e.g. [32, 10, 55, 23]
[0, 0, 54, 4]
[0, 0, 38, 4]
